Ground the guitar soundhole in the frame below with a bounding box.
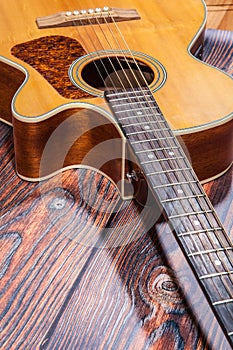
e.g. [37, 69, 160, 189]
[70, 51, 166, 96]
[81, 57, 154, 90]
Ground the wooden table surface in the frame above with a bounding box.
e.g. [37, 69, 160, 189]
[0, 125, 232, 350]
[0, 1, 232, 349]
[205, 0, 233, 30]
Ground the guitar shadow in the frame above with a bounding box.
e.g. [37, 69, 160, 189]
[0, 120, 232, 349]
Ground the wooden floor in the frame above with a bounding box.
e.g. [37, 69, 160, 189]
[206, 0, 233, 30]
[0, 2, 233, 350]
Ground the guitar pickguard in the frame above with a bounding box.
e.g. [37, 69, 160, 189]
[11, 35, 92, 100]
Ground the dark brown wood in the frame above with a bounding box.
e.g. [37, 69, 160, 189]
[0, 121, 232, 349]
[12, 108, 129, 192]
[181, 118, 233, 182]
[12, 102, 233, 188]
[0, 62, 25, 124]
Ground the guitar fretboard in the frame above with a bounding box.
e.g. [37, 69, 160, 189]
[105, 87, 233, 346]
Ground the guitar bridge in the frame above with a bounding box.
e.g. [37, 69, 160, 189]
[36, 7, 140, 29]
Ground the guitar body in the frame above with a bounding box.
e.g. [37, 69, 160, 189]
[0, 0, 232, 190]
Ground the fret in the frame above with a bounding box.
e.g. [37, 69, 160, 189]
[112, 103, 154, 111]
[137, 149, 191, 170]
[123, 121, 169, 128]
[166, 214, 220, 242]
[188, 247, 233, 257]
[169, 210, 213, 219]
[152, 181, 200, 202]
[177, 227, 232, 257]
[130, 136, 175, 144]
[199, 271, 233, 280]
[110, 93, 152, 102]
[146, 167, 191, 176]
[118, 113, 163, 121]
[199, 273, 233, 303]
[123, 120, 172, 134]
[212, 302, 233, 339]
[213, 299, 233, 306]
[114, 109, 132, 114]
[114, 105, 159, 114]
[152, 180, 198, 189]
[134, 147, 183, 164]
[150, 175, 198, 195]
[144, 156, 180, 167]
[111, 99, 154, 108]
[126, 127, 170, 136]
[136, 146, 180, 154]
[187, 249, 233, 277]
[160, 194, 205, 203]
[141, 156, 184, 165]
[161, 195, 211, 213]
[160, 198, 214, 221]
[124, 121, 170, 131]
[106, 89, 149, 97]
[177, 227, 223, 237]
[115, 102, 157, 113]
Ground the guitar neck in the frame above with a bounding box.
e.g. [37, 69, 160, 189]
[105, 87, 233, 347]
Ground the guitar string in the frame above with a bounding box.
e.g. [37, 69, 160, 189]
[37, 7, 231, 347]
[69, 6, 232, 303]
[65, 6, 145, 253]
[80, 6, 233, 303]
[53, 10, 146, 337]
[98, 8, 233, 299]
[99, 7, 233, 307]
[75, 6, 230, 334]
[44, 16, 150, 326]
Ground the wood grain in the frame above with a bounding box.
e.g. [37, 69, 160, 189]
[0, 1, 233, 349]
[0, 120, 232, 349]
[206, 0, 233, 30]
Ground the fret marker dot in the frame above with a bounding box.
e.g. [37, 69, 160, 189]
[148, 153, 155, 159]
[144, 125, 150, 130]
[137, 111, 142, 115]
[193, 220, 200, 226]
[177, 189, 183, 194]
[215, 260, 222, 266]
[169, 151, 174, 156]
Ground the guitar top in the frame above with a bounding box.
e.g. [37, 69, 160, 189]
[0, 0, 232, 124]
[0, 0, 232, 182]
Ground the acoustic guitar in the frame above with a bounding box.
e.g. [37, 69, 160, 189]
[0, 0, 232, 348]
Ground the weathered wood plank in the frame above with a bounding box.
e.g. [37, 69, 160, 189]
[0, 123, 121, 349]
[0, 121, 232, 349]
[38, 168, 233, 350]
